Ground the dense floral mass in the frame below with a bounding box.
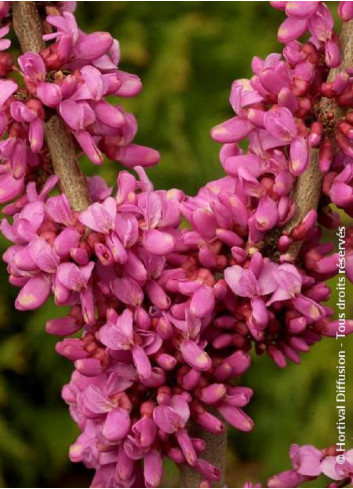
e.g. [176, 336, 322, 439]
[0, 1, 353, 488]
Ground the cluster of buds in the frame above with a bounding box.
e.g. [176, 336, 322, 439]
[0, 1, 352, 488]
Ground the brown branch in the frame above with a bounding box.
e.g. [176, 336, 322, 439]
[283, 20, 353, 259]
[12, 2, 91, 211]
[44, 117, 91, 210]
[282, 148, 321, 259]
[12, 2, 45, 52]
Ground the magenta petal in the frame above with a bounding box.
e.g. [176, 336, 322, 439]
[117, 309, 134, 339]
[190, 208, 218, 239]
[0, 172, 24, 204]
[142, 229, 175, 255]
[211, 116, 254, 143]
[75, 130, 103, 165]
[190, 285, 215, 318]
[106, 233, 128, 264]
[75, 357, 105, 377]
[224, 265, 245, 296]
[292, 296, 324, 321]
[200, 384, 227, 405]
[255, 196, 279, 231]
[82, 385, 112, 414]
[153, 405, 183, 434]
[46, 195, 73, 226]
[111, 277, 143, 306]
[125, 251, 148, 282]
[217, 404, 253, 432]
[37, 82, 62, 108]
[264, 106, 297, 142]
[116, 144, 160, 168]
[267, 469, 308, 488]
[321, 456, 342, 481]
[45, 316, 80, 336]
[18, 52, 45, 78]
[146, 280, 171, 310]
[13, 247, 37, 271]
[80, 288, 95, 325]
[99, 322, 130, 351]
[117, 445, 135, 482]
[285, 2, 318, 19]
[257, 262, 279, 295]
[29, 118, 44, 152]
[170, 395, 190, 425]
[87, 175, 112, 201]
[28, 237, 59, 273]
[175, 428, 197, 466]
[79, 201, 115, 233]
[308, 4, 334, 43]
[339, 1, 353, 21]
[132, 417, 157, 447]
[93, 100, 124, 128]
[132, 345, 152, 379]
[74, 31, 114, 61]
[15, 274, 51, 311]
[102, 408, 131, 442]
[180, 339, 212, 371]
[0, 79, 18, 106]
[290, 444, 322, 477]
[144, 449, 163, 488]
[59, 99, 89, 130]
[113, 71, 142, 97]
[56, 262, 89, 291]
[195, 411, 225, 434]
[290, 137, 309, 175]
[54, 228, 80, 258]
[251, 297, 269, 329]
[278, 17, 308, 43]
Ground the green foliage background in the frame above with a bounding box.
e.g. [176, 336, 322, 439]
[0, 2, 352, 487]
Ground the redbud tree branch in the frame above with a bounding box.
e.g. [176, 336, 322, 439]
[12, 1, 91, 211]
[283, 19, 353, 259]
[181, 19, 353, 489]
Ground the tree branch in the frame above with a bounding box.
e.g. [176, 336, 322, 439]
[12, 2, 91, 211]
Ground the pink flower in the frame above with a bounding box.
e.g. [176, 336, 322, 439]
[321, 449, 353, 482]
[224, 256, 278, 337]
[153, 395, 197, 466]
[289, 444, 323, 477]
[99, 309, 160, 379]
[43, 12, 114, 67]
[18, 52, 62, 107]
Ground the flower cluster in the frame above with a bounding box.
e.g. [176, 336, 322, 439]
[0, 1, 353, 488]
[182, 0, 353, 368]
[0, 2, 159, 207]
[2, 167, 256, 486]
[272, 1, 341, 67]
[245, 444, 353, 488]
